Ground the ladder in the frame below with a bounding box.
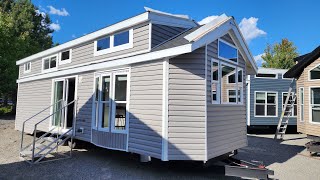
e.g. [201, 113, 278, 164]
[20, 99, 77, 165]
[274, 79, 296, 140]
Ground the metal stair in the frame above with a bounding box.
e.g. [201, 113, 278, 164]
[20, 99, 77, 164]
[274, 79, 296, 140]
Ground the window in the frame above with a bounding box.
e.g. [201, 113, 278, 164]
[24, 62, 31, 73]
[42, 55, 57, 72]
[94, 29, 133, 56]
[93, 71, 129, 132]
[211, 58, 243, 105]
[218, 39, 238, 63]
[310, 65, 320, 80]
[255, 92, 277, 117]
[228, 90, 237, 102]
[59, 50, 72, 65]
[97, 37, 110, 51]
[211, 60, 220, 103]
[310, 88, 320, 123]
[283, 92, 297, 117]
[114, 31, 129, 47]
[255, 73, 277, 79]
[300, 87, 304, 122]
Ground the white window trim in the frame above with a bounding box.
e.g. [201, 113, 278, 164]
[97, 73, 112, 133]
[59, 49, 72, 65]
[218, 38, 238, 65]
[255, 73, 278, 79]
[299, 87, 304, 122]
[238, 67, 244, 105]
[308, 63, 320, 81]
[309, 86, 320, 125]
[24, 62, 31, 74]
[282, 92, 297, 117]
[42, 54, 58, 73]
[211, 58, 220, 104]
[254, 91, 278, 117]
[94, 29, 134, 56]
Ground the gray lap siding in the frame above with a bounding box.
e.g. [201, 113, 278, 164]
[206, 35, 248, 160]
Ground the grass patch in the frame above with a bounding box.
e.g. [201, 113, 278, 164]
[0, 105, 13, 116]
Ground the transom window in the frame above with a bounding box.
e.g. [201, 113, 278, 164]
[93, 71, 129, 133]
[218, 39, 238, 63]
[255, 73, 277, 79]
[42, 55, 57, 72]
[24, 62, 31, 73]
[255, 92, 277, 117]
[282, 92, 297, 117]
[211, 59, 243, 104]
[310, 65, 320, 80]
[94, 29, 133, 56]
[59, 49, 72, 65]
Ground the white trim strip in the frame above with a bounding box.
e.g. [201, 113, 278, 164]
[17, 44, 192, 83]
[161, 58, 169, 161]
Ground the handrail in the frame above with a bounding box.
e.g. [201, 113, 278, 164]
[20, 99, 64, 151]
[31, 99, 77, 163]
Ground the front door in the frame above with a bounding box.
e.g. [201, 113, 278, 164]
[52, 77, 76, 129]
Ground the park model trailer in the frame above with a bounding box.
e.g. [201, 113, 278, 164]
[246, 68, 297, 129]
[15, 8, 257, 164]
[282, 46, 320, 153]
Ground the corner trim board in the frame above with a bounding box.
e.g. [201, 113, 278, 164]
[161, 58, 169, 161]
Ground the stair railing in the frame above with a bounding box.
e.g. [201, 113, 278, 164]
[29, 99, 77, 163]
[20, 99, 64, 152]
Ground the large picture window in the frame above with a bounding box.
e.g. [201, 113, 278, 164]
[282, 92, 297, 117]
[93, 71, 129, 133]
[310, 88, 320, 123]
[255, 91, 277, 117]
[211, 58, 243, 104]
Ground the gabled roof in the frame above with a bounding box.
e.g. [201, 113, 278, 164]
[284, 46, 320, 78]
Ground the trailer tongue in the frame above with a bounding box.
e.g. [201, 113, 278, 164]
[223, 157, 274, 180]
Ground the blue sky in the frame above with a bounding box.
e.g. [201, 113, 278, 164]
[32, 0, 320, 66]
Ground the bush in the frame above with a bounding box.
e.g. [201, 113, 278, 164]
[0, 106, 13, 116]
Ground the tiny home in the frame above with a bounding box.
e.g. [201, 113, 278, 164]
[247, 68, 297, 129]
[284, 46, 320, 138]
[15, 8, 257, 163]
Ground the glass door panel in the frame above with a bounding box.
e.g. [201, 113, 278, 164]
[101, 76, 110, 129]
[112, 74, 127, 131]
[53, 81, 64, 126]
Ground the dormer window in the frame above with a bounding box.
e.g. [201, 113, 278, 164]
[24, 62, 31, 73]
[218, 39, 238, 63]
[42, 55, 58, 72]
[94, 29, 133, 56]
[59, 49, 72, 65]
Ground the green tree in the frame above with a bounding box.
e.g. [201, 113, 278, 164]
[0, 0, 54, 111]
[262, 39, 299, 69]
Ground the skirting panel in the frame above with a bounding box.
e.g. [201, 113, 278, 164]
[92, 129, 127, 150]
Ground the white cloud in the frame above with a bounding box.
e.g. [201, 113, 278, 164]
[198, 15, 219, 25]
[35, 9, 46, 18]
[47, 6, 69, 16]
[254, 53, 265, 67]
[239, 17, 266, 43]
[49, 22, 61, 31]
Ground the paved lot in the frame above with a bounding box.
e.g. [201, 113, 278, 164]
[1, 118, 320, 180]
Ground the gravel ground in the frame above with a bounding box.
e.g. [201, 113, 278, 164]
[1, 118, 320, 180]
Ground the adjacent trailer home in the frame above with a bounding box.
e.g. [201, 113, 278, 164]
[284, 46, 320, 139]
[16, 8, 257, 164]
[247, 68, 297, 129]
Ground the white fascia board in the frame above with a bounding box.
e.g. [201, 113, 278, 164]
[148, 12, 198, 28]
[184, 14, 230, 42]
[16, 12, 150, 65]
[17, 44, 192, 83]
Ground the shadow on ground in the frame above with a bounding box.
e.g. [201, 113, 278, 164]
[235, 135, 306, 166]
[0, 141, 238, 180]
